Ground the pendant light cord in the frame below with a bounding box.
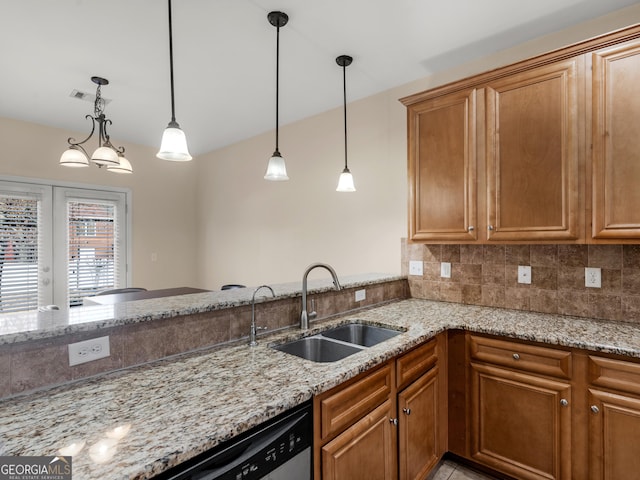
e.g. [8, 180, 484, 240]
[342, 63, 348, 170]
[167, 0, 176, 123]
[274, 24, 280, 153]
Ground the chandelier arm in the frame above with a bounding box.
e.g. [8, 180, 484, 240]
[66, 114, 97, 148]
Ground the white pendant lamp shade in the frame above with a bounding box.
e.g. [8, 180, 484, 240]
[336, 167, 356, 192]
[107, 154, 133, 174]
[60, 147, 89, 167]
[157, 122, 192, 161]
[264, 152, 289, 181]
[157, 0, 192, 162]
[91, 146, 120, 166]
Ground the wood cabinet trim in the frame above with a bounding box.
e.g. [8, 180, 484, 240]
[396, 337, 438, 390]
[469, 334, 573, 379]
[400, 24, 640, 108]
[316, 362, 393, 442]
[588, 354, 640, 396]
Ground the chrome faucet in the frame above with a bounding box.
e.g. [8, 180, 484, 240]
[300, 263, 342, 330]
[250, 285, 275, 346]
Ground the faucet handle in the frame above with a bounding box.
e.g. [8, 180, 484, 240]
[309, 298, 317, 320]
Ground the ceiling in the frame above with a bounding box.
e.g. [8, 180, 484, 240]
[1, 0, 638, 157]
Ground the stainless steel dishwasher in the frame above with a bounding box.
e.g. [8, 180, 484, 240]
[154, 401, 312, 480]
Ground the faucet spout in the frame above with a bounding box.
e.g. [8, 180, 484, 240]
[250, 285, 275, 346]
[300, 263, 341, 330]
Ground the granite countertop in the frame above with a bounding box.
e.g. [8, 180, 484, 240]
[0, 273, 403, 345]
[2, 298, 640, 479]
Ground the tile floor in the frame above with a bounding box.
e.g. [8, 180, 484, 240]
[428, 459, 497, 480]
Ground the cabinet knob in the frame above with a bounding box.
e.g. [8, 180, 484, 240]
[488, 225, 495, 231]
[468, 226, 475, 232]
[512, 353, 520, 360]
[389, 418, 398, 425]
[591, 405, 600, 414]
[560, 399, 569, 407]
[403, 408, 411, 415]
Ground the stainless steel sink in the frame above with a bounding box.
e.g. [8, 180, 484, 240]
[320, 323, 401, 347]
[271, 322, 402, 362]
[272, 336, 363, 362]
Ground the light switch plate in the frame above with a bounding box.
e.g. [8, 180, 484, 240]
[440, 262, 451, 278]
[518, 265, 532, 284]
[409, 261, 423, 276]
[355, 289, 366, 302]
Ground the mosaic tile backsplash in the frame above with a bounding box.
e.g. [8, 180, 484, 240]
[402, 240, 640, 323]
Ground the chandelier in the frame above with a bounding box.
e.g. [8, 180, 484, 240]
[59, 76, 132, 174]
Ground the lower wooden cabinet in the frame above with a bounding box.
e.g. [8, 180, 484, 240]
[321, 399, 397, 480]
[469, 362, 572, 479]
[398, 366, 440, 480]
[314, 334, 445, 480]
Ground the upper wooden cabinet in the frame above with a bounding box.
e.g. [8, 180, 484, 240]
[485, 58, 583, 241]
[591, 40, 640, 239]
[406, 88, 477, 241]
[402, 25, 640, 244]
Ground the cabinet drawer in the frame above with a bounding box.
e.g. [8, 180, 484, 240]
[589, 355, 640, 396]
[396, 337, 437, 390]
[468, 335, 572, 379]
[317, 363, 393, 441]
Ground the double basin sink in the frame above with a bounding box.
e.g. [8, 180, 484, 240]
[271, 323, 402, 362]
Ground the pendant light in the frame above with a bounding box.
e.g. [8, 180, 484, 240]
[336, 55, 355, 192]
[157, 0, 192, 161]
[264, 11, 289, 181]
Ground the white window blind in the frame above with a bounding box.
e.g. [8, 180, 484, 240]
[0, 192, 41, 312]
[66, 200, 118, 306]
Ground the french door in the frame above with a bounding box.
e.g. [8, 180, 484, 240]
[0, 180, 128, 312]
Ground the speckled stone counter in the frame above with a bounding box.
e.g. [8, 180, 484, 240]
[0, 273, 403, 345]
[2, 298, 640, 479]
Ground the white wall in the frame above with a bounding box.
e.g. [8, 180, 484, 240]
[194, 3, 640, 289]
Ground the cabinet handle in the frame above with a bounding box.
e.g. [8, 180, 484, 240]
[403, 408, 411, 415]
[488, 225, 494, 231]
[468, 226, 475, 232]
[591, 405, 600, 414]
[512, 353, 520, 360]
[560, 399, 569, 407]
[389, 418, 398, 425]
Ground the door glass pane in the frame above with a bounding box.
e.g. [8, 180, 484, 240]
[67, 200, 118, 307]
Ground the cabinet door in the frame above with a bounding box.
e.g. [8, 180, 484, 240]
[407, 88, 477, 241]
[485, 58, 582, 241]
[470, 362, 572, 479]
[591, 40, 640, 239]
[588, 389, 640, 480]
[398, 366, 439, 480]
[321, 399, 397, 480]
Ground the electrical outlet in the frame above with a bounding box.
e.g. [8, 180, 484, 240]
[409, 261, 423, 276]
[440, 262, 451, 279]
[518, 265, 532, 284]
[68, 336, 110, 366]
[355, 289, 366, 302]
[585, 267, 602, 288]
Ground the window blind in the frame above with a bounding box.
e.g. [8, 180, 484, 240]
[0, 192, 41, 313]
[66, 200, 118, 307]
